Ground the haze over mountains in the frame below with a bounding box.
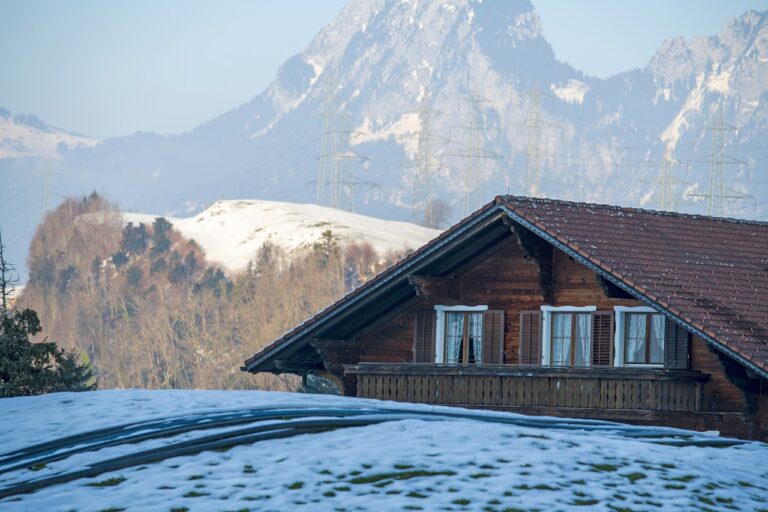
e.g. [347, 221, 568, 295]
[2, 0, 768, 279]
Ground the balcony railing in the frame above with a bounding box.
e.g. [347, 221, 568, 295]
[344, 363, 708, 413]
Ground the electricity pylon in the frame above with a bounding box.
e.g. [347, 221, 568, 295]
[688, 106, 748, 217]
[410, 91, 448, 228]
[521, 86, 561, 197]
[652, 146, 687, 211]
[449, 93, 504, 216]
[316, 81, 371, 211]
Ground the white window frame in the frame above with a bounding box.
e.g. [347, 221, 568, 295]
[434, 305, 488, 364]
[613, 306, 664, 368]
[540, 305, 597, 366]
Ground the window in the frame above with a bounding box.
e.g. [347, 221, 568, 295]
[613, 306, 665, 367]
[444, 311, 483, 364]
[540, 306, 596, 367]
[433, 305, 501, 365]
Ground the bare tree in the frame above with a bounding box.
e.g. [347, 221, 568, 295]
[0, 227, 18, 317]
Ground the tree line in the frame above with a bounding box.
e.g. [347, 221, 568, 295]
[16, 193, 398, 391]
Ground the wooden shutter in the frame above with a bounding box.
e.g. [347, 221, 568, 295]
[482, 310, 505, 364]
[591, 311, 614, 366]
[664, 319, 690, 369]
[519, 311, 541, 365]
[413, 310, 435, 363]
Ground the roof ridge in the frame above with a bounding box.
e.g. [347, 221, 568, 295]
[498, 195, 768, 228]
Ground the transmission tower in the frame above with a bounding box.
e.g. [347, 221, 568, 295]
[522, 86, 561, 197]
[316, 82, 371, 211]
[688, 106, 748, 217]
[652, 146, 688, 211]
[409, 91, 448, 228]
[449, 93, 504, 216]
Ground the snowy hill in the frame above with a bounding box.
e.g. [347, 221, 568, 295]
[121, 199, 441, 273]
[0, 107, 97, 160]
[1, 390, 767, 511]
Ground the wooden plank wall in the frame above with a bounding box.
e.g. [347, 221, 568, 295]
[356, 237, 642, 364]
[689, 334, 746, 414]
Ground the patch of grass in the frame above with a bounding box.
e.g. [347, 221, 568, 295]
[373, 480, 393, 488]
[622, 472, 646, 483]
[470, 472, 493, 479]
[158, 485, 175, 490]
[385, 490, 402, 495]
[319, 469, 332, 475]
[588, 463, 620, 472]
[403, 507, 423, 511]
[514, 484, 531, 490]
[669, 474, 697, 482]
[323, 491, 336, 497]
[664, 483, 686, 490]
[532, 484, 558, 491]
[394, 464, 414, 470]
[496, 458, 511, 464]
[660, 463, 676, 469]
[488, 499, 501, 505]
[715, 497, 734, 504]
[350, 470, 455, 484]
[573, 499, 599, 506]
[570, 479, 586, 485]
[500, 508, 526, 512]
[98, 509, 125, 512]
[243, 464, 256, 474]
[361, 464, 372, 469]
[452, 499, 471, 505]
[28, 462, 47, 471]
[87, 476, 127, 487]
[406, 491, 428, 499]
[286, 481, 304, 490]
[334, 486, 351, 492]
[518, 433, 550, 439]
[182, 491, 210, 498]
[479, 464, 498, 470]
[187, 474, 205, 480]
[696, 496, 715, 506]
[349, 470, 362, 476]
[170, 508, 189, 512]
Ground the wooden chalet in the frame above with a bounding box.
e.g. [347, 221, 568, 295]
[243, 196, 768, 440]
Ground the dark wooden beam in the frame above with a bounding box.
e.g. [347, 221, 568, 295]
[597, 274, 635, 299]
[407, 275, 460, 300]
[354, 294, 423, 339]
[274, 360, 325, 374]
[505, 218, 554, 304]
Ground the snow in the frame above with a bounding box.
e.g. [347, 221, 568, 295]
[119, 199, 440, 273]
[1, 390, 767, 512]
[0, 116, 98, 160]
[551, 79, 590, 105]
[708, 67, 732, 94]
[661, 72, 706, 149]
[353, 113, 423, 158]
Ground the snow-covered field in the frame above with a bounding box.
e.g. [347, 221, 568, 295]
[121, 199, 441, 273]
[2, 390, 767, 512]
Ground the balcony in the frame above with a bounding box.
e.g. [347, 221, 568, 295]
[344, 363, 709, 419]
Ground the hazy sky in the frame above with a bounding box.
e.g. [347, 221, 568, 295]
[0, 0, 765, 139]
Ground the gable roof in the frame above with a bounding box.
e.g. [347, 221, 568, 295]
[243, 195, 768, 378]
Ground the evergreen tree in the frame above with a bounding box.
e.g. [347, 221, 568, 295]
[0, 228, 96, 397]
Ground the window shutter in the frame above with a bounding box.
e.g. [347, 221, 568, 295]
[519, 311, 541, 365]
[664, 319, 690, 369]
[413, 310, 435, 363]
[591, 311, 614, 366]
[482, 310, 505, 364]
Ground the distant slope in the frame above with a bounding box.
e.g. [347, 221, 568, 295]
[0, 107, 97, 160]
[122, 199, 441, 273]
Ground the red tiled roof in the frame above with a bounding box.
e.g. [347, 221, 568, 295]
[499, 195, 768, 374]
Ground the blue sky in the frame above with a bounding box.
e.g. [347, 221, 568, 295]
[0, 0, 765, 139]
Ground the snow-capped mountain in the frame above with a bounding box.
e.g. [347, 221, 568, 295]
[0, 107, 97, 160]
[3, 1, 768, 280]
[119, 199, 441, 273]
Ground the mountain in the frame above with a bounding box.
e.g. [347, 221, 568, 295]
[117, 199, 441, 273]
[2, 1, 768, 280]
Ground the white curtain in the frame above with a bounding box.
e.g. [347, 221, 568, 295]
[574, 314, 591, 366]
[626, 314, 646, 363]
[469, 313, 483, 363]
[446, 313, 464, 364]
[552, 314, 572, 366]
[650, 315, 664, 363]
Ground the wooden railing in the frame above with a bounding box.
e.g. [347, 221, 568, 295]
[345, 364, 708, 413]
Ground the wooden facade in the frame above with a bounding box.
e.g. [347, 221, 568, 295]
[245, 197, 768, 441]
